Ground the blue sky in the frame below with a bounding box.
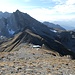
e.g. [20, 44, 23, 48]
[0, 0, 75, 22]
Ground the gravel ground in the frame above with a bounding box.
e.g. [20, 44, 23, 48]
[0, 44, 75, 75]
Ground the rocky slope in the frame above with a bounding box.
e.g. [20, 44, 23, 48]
[58, 31, 75, 52]
[0, 44, 75, 75]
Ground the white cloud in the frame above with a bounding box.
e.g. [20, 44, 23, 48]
[0, 0, 17, 12]
[40, 0, 50, 1]
[23, 8, 75, 22]
[40, 0, 75, 14]
[40, 0, 64, 4]
[0, 0, 75, 22]
[42, 0, 75, 5]
[66, 0, 75, 5]
[23, 0, 31, 2]
[49, 0, 75, 14]
[52, 0, 66, 4]
[53, 4, 75, 14]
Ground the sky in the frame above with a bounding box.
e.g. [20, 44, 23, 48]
[0, 0, 75, 22]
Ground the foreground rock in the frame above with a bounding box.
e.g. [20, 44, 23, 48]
[0, 44, 75, 75]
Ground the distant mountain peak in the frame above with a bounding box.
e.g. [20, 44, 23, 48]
[0, 11, 3, 13]
[15, 9, 21, 13]
[15, 10, 29, 16]
[43, 21, 66, 31]
[0, 11, 11, 19]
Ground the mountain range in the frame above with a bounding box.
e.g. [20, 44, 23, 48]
[53, 20, 75, 30]
[43, 21, 66, 31]
[0, 10, 75, 58]
[0, 11, 11, 18]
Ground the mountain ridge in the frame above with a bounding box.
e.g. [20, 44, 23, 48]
[0, 11, 11, 18]
[43, 21, 66, 31]
[0, 10, 75, 58]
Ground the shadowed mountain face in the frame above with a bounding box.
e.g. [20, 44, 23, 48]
[0, 10, 75, 58]
[59, 31, 75, 52]
[0, 11, 11, 18]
